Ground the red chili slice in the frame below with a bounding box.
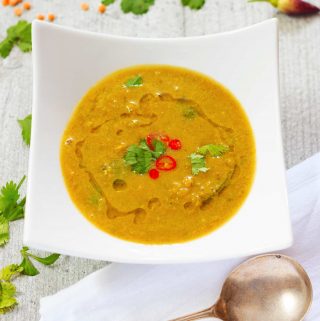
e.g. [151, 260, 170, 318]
[156, 155, 177, 171]
[149, 168, 159, 179]
[146, 133, 170, 150]
[168, 139, 182, 150]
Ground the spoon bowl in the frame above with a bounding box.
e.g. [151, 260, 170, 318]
[170, 254, 312, 321]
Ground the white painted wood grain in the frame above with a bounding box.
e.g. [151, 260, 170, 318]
[0, 0, 319, 320]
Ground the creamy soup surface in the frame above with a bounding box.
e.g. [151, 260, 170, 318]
[60, 65, 256, 244]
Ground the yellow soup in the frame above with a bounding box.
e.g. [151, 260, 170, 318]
[60, 65, 255, 244]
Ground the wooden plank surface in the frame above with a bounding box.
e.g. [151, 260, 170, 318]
[0, 0, 319, 320]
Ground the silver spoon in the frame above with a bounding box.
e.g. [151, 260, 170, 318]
[169, 254, 312, 321]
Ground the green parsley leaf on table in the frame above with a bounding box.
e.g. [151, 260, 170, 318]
[121, 0, 155, 15]
[197, 144, 229, 157]
[18, 114, 32, 146]
[181, 0, 206, 10]
[0, 20, 32, 59]
[124, 75, 143, 87]
[101, 0, 116, 4]
[189, 153, 208, 175]
[19, 247, 60, 276]
[0, 176, 26, 246]
[0, 281, 17, 314]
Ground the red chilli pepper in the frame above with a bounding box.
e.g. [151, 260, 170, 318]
[168, 139, 182, 150]
[249, 0, 319, 15]
[146, 133, 170, 150]
[156, 155, 177, 171]
[149, 168, 160, 179]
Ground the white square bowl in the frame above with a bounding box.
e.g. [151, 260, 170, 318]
[24, 19, 292, 264]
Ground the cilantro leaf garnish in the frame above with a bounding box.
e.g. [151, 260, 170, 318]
[182, 106, 198, 119]
[121, 0, 155, 15]
[0, 21, 32, 59]
[19, 247, 60, 276]
[18, 114, 32, 146]
[124, 75, 143, 87]
[197, 144, 229, 157]
[181, 0, 206, 10]
[0, 217, 9, 247]
[189, 153, 208, 175]
[0, 265, 23, 282]
[101, 0, 116, 4]
[0, 281, 17, 314]
[124, 139, 166, 174]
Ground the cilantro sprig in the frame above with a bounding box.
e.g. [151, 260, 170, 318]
[189, 144, 229, 175]
[0, 176, 26, 246]
[124, 139, 166, 174]
[181, 0, 206, 10]
[0, 248, 60, 314]
[18, 114, 32, 147]
[121, 0, 155, 15]
[0, 21, 32, 59]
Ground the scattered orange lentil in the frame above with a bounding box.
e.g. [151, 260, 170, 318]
[98, 4, 106, 13]
[13, 6, 22, 16]
[2, 0, 9, 6]
[23, 2, 31, 10]
[9, 0, 19, 6]
[48, 13, 55, 22]
[36, 13, 45, 20]
[80, 2, 89, 11]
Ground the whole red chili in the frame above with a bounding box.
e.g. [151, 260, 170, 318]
[149, 168, 160, 179]
[168, 139, 182, 150]
[156, 155, 177, 171]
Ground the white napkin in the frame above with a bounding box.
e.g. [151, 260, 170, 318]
[40, 153, 320, 321]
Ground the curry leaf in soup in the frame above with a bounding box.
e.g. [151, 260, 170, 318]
[124, 75, 143, 87]
[197, 144, 229, 157]
[189, 153, 208, 175]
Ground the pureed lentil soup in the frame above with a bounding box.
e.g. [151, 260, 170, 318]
[60, 65, 255, 244]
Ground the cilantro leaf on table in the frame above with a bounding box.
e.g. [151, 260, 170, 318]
[101, 0, 116, 4]
[121, 0, 155, 15]
[181, 0, 206, 10]
[19, 247, 60, 276]
[189, 153, 208, 175]
[0, 21, 32, 59]
[124, 75, 143, 87]
[18, 114, 32, 146]
[0, 265, 23, 282]
[0, 281, 17, 314]
[0, 176, 26, 246]
[197, 144, 229, 157]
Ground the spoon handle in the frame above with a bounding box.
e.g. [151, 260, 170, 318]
[168, 306, 218, 321]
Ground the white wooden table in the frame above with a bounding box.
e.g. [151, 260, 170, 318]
[0, 1, 319, 320]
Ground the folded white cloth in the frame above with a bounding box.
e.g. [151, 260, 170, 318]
[40, 153, 320, 321]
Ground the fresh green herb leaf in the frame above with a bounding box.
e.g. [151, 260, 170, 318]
[197, 144, 229, 157]
[189, 153, 208, 175]
[181, 0, 206, 10]
[152, 140, 166, 158]
[121, 0, 155, 15]
[27, 253, 60, 266]
[101, 0, 116, 4]
[18, 114, 32, 146]
[124, 142, 154, 174]
[0, 281, 17, 314]
[19, 255, 39, 276]
[0, 217, 9, 246]
[182, 106, 198, 119]
[0, 21, 32, 59]
[124, 75, 143, 87]
[0, 265, 23, 282]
